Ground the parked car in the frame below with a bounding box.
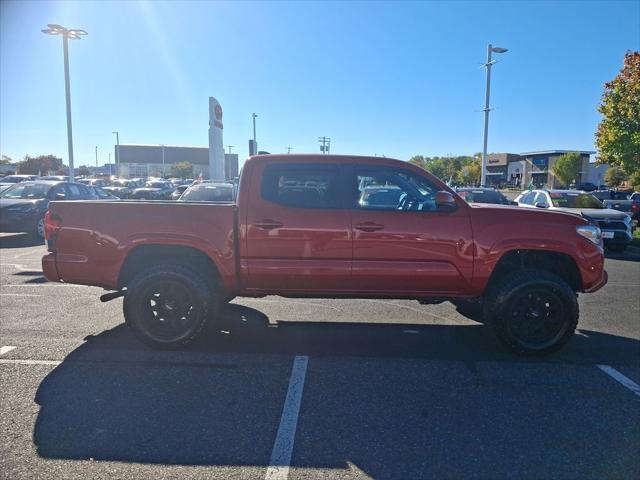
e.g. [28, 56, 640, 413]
[178, 182, 235, 202]
[592, 190, 630, 201]
[130, 181, 174, 200]
[514, 189, 633, 251]
[455, 187, 514, 205]
[77, 178, 108, 187]
[603, 198, 640, 223]
[578, 182, 597, 192]
[43, 155, 607, 355]
[0, 174, 39, 186]
[1, 181, 95, 238]
[88, 186, 120, 201]
[171, 185, 190, 200]
[40, 175, 69, 181]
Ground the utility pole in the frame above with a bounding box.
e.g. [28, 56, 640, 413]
[480, 44, 508, 187]
[112, 131, 120, 177]
[252, 113, 258, 154]
[286, 146, 292, 154]
[318, 136, 331, 154]
[95, 146, 98, 169]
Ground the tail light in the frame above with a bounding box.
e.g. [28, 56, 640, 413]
[44, 210, 62, 243]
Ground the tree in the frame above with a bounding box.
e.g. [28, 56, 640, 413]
[0, 155, 11, 165]
[595, 51, 640, 175]
[171, 161, 193, 178]
[17, 155, 63, 175]
[604, 166, 627, 188]
[457, 161, 481, 186]
[551, 152, 582, 187]
[77, 165, 91, 177]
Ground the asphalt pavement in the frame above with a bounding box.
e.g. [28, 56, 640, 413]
[1, 232, 639, 479]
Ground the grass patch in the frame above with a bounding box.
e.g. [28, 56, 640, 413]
[633, 228, 640, 247]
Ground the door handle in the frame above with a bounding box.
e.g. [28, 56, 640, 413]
[355, 222, 384, 232]
[255, 219, 283, 230]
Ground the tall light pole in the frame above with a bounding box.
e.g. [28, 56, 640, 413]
[160, 144, 165, 178]
[480, 44, 508, 187]
[42, 24, 87, 182]
[95, 146, 98, 169]
[252, 113, 258, 154]
[112, 131, 120, 177]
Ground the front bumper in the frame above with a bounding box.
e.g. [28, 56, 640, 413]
[42, 253, 60, 282]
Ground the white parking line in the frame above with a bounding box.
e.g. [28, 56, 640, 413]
[0, 358, 61, 366]
[597, 365, 640, 397]
[0, 293, 42, 297]
[1, 283, 92, 288]
[0, 346, 17, 355]
[265, 355, 309, 480]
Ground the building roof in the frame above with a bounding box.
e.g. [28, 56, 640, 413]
[520, 150, 596, 156]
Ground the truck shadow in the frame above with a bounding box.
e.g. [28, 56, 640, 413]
[33, 302, 640, 472]
[0, 233, 44, 248]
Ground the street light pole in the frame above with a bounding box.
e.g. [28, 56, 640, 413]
[42, 24, 87, 182]
[480, 44, 508, 187]
[95, 146, 98, 169]
[112, 131, 120, 177]
[161, 144, 165, 178]
[252, 113, 258, 154]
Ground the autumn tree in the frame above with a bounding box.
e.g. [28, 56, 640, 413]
[596, 51, 640, 175]
[17, 155, 63, 175]
[171, 161, 193, 178]
[604, 166, 627, 188]
[551, 152, 582, 187]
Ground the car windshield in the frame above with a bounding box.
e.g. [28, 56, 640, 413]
[459, 190, 509, 204]
[549, 192, 603, 209]
[180, 185, 233, 202]
[0, 183, 51, 199]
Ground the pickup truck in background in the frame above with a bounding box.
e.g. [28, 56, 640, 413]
[42, 155, 607, 355]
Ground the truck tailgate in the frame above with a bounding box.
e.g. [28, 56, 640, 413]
[43, 201, 237, 290]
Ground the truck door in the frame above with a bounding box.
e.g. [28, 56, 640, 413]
[348, 165, 474, 295]
[243, 162, 352, 292]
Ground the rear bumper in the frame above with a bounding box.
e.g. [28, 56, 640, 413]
[42, 253, 60, 282]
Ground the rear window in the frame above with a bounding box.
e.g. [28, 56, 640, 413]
[458, 190, 509, 204]
[261, 164, 340, 209]
[180, 184, 234, 202]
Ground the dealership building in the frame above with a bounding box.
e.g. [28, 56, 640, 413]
[114, 144, 239, 180]
[486, 150, 597, 188]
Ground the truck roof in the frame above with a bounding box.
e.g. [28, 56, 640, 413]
[246, 153, 405, 167]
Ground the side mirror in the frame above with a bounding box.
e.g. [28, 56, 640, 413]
[535, 202, 548, 209]
[435, 190, 457, 212]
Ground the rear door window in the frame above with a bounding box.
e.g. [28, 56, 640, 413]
[261, 164, 341, 209]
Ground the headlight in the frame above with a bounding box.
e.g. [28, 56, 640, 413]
[576, 225, 602, 245]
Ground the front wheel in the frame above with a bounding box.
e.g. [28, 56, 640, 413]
[483, 269, 578, 355]
[30, 216, 45, 239]
[123, 263, 217, 349]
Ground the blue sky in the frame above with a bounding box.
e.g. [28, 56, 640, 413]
[1, 0, 638, 168]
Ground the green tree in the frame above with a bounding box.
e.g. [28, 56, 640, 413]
[595, 51, 640, 174]
[17, 155, 63, 175]
[171, 161, 193, 178]
[551, 152, 582, 187]
[457, 161, 481, 186]
[604, 166, 627, 188]
[628, 170, 640, 191]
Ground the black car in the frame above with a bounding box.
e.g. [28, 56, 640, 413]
[579, 182, 597, 192]
[456, 187, 513, 205]
[0, 181, 95, 238]
[130, 181, 174, 200]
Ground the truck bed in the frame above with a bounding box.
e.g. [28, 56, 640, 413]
[43, 201, 237, 290]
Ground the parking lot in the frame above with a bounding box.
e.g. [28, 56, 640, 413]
[1, 232, 639, 479]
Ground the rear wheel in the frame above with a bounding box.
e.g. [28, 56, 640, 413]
[483, 269, 578, 355]
[30, 216, 45, 239]
[123, 263, 217, 349]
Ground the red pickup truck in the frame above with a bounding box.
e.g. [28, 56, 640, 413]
[42, 155, 607, 354]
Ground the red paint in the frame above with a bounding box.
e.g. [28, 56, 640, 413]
[42, 154, 607, 298]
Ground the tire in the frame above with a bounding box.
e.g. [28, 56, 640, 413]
[483, 269, 578, 355]
[123, 263, 218, 350]
[30, 216, 45, 239]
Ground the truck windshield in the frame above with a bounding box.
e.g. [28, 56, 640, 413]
[550, 193, 603, 209]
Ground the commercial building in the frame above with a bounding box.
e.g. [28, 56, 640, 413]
[486, 153, 523, 186]
[520, 150, 595, 188]
[114, 144, 239, 180]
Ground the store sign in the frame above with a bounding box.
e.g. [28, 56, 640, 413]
[531, 157, 548, 169]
